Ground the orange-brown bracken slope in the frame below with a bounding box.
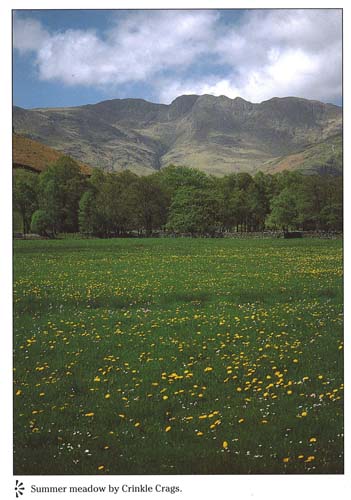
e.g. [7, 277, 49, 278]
[13, 134, 92, 175]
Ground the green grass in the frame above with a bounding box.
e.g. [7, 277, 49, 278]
[13, 237, 343, 474]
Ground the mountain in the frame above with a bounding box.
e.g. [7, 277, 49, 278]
[13, 133, 92, 175]
[13, 95, 342, 176]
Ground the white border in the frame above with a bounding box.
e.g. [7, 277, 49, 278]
[1, 1, 349, 499]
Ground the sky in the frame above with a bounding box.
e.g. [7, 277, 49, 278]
[13, 9, 342, 109]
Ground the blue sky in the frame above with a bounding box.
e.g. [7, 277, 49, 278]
[13, 9, 342, 109]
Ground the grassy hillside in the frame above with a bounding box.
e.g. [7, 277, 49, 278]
[264, 135, 343, 175]
[13, 134, 92, 175]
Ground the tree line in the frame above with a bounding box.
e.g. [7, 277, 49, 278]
[13, 156, 343, 237]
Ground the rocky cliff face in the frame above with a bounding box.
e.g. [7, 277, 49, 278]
[13, 94, 342, 175]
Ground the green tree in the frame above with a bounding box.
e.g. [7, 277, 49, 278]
[79, 169, 140, 237]
[236, 172, 254, 191]
[30, 209, 54, 237]
[166, 186, 221, 236]
[320, 204, 343, 231]
[266, 187, 299, 231]
[13, 170, 39, 234]
[134, 175, 170, 236]
[39, 156, 86, 234]
[275, 170, 304, 191]
[79, 190, 99, 236]
[102, 171, 139, 235]
[248, 172, 278, 231]
[216, 172, 271, 232]
[230, 188, 251, 232]
[80, 169, 109, 236]
[157, 164, 210, 198]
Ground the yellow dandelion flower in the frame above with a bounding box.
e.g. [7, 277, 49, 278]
[238, 418, 245, 423]
[134, 422, 141, 427]
[104, 393, 111, 399]
[162, 395, 169, 400]
[298, 455, 304, 459]
[204, 367, 213, 372]
[15, 390, 22, 396]
[84, 412, 95, 417]
[222, 441, 228, 449]
[287, 390, 293, 395]
[301, 411, 307, 417]
[309, 437, 317, 443]
[97, 465, 105, 470]
[282, 457, 290, 463]
[165, 426, 171, 432]
[196, 431, 204, 436]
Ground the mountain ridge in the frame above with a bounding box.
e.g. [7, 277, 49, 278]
[13, 94, 342, 176]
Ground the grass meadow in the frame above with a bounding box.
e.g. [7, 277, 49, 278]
[13, 237, 343, 474]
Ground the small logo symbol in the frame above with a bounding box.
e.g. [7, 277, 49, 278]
[15, 480, 25, 498]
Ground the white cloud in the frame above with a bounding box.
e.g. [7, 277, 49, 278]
[36, 30, 113, 85]
[158, 10, 342, 104]
[13, 9, 342, 104]
[13, 15, 49, 54]
[14, 11, 218, 87]
[157, 78, 241, 103]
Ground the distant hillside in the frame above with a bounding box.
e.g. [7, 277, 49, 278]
[264, 135, 343, 175]
[13, 95, 342, 176]
[12, 134, 92, 175]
